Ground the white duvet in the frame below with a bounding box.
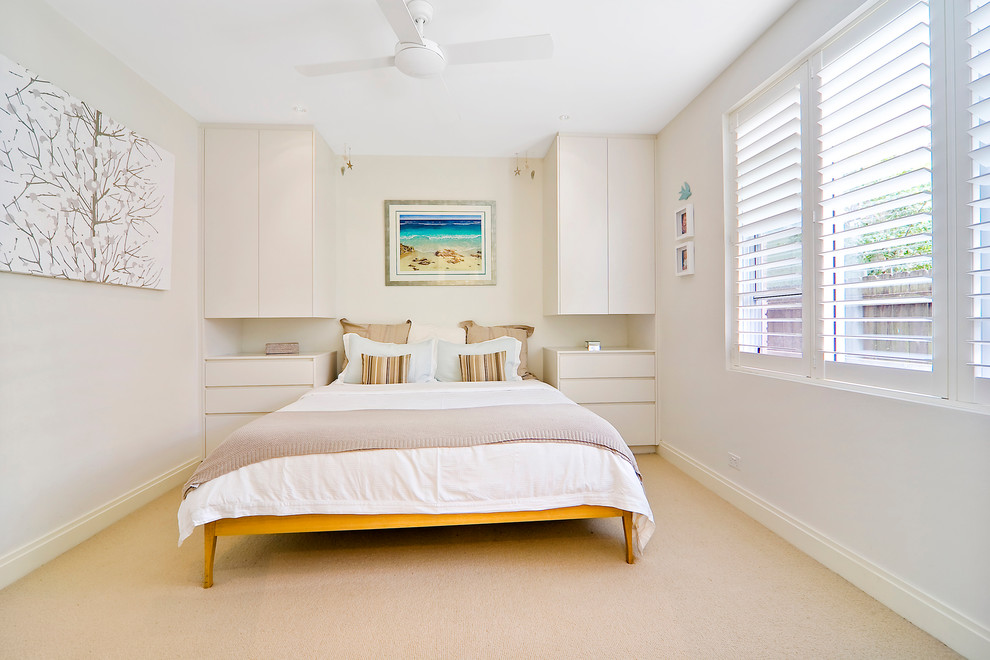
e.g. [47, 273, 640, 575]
[178, 380, 655, 553]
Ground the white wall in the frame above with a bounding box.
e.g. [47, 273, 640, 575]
[0, 0, 202, 585]
[237, 155, 638, 379]
[655, 0, 990, 656]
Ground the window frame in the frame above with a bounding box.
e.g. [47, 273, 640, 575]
[728, 66, 814, 377]
[724, 0, 990, 408]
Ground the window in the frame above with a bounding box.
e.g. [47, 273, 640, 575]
[727, 0, 989, 405]
[732, 72, 806, 370]
[966, 0, 990, 401]
[818, 0, 936, 394]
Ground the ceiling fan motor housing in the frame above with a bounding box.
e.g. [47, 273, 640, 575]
[394, 39, 445, 78]
[406, 0, 434, 26]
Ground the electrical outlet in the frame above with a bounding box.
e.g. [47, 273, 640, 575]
[728, 452, 741, 470]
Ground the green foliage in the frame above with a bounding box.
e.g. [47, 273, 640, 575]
[848, 185, 932, 277]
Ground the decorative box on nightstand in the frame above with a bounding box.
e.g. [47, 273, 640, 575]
[203, 351, 336, 455]
[543, 347, 656, 449]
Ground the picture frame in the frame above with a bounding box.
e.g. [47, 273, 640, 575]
[674, 203, 694, 241]
[384, 200, 496, 286]
[675, 241, 695, 277]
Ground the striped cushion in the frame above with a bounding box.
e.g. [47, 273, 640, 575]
[360, 353, 410, 384]
[458, 350, 507, 382]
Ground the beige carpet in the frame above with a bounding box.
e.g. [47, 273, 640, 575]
[0, 455, 958, 659]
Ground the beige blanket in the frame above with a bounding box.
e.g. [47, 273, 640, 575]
[183, 404, 638, 498]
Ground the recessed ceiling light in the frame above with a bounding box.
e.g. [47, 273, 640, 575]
[558, 114, 570, 121]
[293, 105, 308, 113]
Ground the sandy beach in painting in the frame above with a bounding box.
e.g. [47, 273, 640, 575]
[399, 244, 483, 272]
[397, 213, 484, 273]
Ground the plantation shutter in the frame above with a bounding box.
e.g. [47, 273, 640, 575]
[816, 0, 935, 391]
[731, 70, 806, 370]
[966, 0, 990, 399]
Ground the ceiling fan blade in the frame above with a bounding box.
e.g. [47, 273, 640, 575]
[444, 34, 553, 67]
[375, 0, 424, 45]
[295, 56, 395, 77]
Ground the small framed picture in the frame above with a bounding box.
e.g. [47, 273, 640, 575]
[675, 204, 694, 241]
[675, 241, 695, 277]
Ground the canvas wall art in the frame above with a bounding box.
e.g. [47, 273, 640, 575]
[384, 200, 495, 286]
[0, 52, 175, 289]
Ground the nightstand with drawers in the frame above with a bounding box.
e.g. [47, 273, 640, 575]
[543, 347, 657, 449]
[203, 351, 336, 454]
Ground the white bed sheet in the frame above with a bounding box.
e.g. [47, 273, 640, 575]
[178, 380, 655, 553]
[284, 379, 575, 411]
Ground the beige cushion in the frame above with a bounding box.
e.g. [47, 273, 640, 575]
[458, 351, 507, 382]
[339, 318, 412, 373]
[340, 318, 412, 343]
[459, 320, 535, 379]
[360, 353, 410, 385]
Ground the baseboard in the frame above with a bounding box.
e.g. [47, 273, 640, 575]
[658, 442, 990, 660]
[0, 458, 200, 591]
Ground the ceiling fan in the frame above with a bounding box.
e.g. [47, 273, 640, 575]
[296, 0, 553, 79]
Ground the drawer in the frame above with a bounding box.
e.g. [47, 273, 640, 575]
[205, 385, 314, 413]
[558, 377, 655, 404]
[557, 352, 655, 378]
[206, 358, 316, 386]
[584, 403, 656, 447]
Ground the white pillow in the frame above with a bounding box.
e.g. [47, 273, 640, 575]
[407, 321, 466, 344]
[435, 337, 522, 382]
[341, 334, 436, 384]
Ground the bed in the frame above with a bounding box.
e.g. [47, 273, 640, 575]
[180, 333, 655, 588]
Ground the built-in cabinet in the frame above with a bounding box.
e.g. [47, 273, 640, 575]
[204, 352, 336, 454]
[543, 348, 656, 449]
[204, 126, 335, 318]
[202, 124, 338, 456]
[543, 134, 655, 315]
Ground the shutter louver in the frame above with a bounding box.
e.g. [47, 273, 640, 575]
[967, 0, 990, 384]
[817, 1, 934, 373]
[733, 78, 804, 360]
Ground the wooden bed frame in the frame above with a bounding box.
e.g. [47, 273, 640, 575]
[202, 505, 634, 587]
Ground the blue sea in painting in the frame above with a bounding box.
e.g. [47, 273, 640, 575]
[398, 213, 483, 254]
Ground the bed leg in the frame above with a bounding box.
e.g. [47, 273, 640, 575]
[622, 511, 634, 564]
[204, 521, 217, 589]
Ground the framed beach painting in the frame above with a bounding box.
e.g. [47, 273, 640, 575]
[384, 200, 496, 286]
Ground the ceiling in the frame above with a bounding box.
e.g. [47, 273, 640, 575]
[43, 0, 798, 159]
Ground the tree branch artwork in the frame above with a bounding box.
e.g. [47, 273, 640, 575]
[0, 53, 174, 289]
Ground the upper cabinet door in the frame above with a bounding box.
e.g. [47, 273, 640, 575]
[545, 134, 656, 316]
[557, 136, 609, 314]
[258, 130, 314, 317]
[607, 137, 656, 314]
[204, 128, 260, 318]
[312, 136, 336, 318]
[204, 126, 335, 319]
